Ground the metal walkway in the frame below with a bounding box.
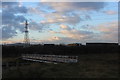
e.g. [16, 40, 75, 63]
[22, 54, 78, 63]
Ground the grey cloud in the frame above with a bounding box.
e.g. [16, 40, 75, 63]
[2, 2, 28, 40]
[84, 15, 91, 20]
[40, 2, 105, 25]
[6, 6, 27, 14]
[71, 2, 105, 11]
[2, 26, 17, 40]
[41, 13, 83, 25]
[2, 2, 18, 7]
[29, 21, 44, 32]
[15, 15, 26, 22]
[2, 11, 15, 24]
[103, 10, 117, 15]
[55, 24, 96, 41]
[44, 2, 105, 13]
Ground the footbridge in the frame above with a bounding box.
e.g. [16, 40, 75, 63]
[21, 54, 78, 63]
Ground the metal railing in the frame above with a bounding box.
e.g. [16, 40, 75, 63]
[22, 54, 78, 63]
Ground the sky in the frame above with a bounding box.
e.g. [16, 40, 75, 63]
[1, 1, 118, 44]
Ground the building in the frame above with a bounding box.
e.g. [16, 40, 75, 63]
[67, 43, 82, 46]
[86, 43, 118, 47]
[44, 44, 55, 46]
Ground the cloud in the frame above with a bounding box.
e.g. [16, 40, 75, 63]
[28, 21, 44, 32]
[2, 2, 27, 40]
[84, 15, 91, 20]
[28, 7, 45, 16]
[2, 2, 18, 8]
[47, 21, 118, 44]
[60, 24, 70, 29]
[42, 37, 81, 44]
[50, 24, 94, 40]
[39, 2, 105, 25]
[103, 10, 117, 15]
[2, 26, 17, 40]
[43, 2, 105, 12]
[95, 21, 117, 33]
[94, 21, 118, 42]
[26, 21, 118, 44]
[41, 14, 82, 25]
[2, 2, 117, 44]
[81, 21, 118, 42]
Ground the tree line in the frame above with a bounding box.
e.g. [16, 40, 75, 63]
[2, 44, 119, 57]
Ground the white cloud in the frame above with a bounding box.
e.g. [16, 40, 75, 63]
[103, 10, 117, 15]
[38, 2, 105, 25]
[50, 24, 94, 40]
[43, 2, 105, 12]
[40, 13, 82, 25]
[60, 24, 68, 29]
[95, 21, 118, 42]
[47, 21, 118, 43]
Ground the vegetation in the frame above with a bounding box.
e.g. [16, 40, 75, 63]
[2, 45, 119, 57]
[2, 53, 119, 79]
[2, 45, 119, 79]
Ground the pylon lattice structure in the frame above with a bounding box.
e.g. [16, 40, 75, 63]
[24, 20, 30, 47]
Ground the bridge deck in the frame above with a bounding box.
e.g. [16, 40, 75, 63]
[22, 54, 78, 63]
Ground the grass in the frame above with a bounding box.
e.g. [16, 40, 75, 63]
[2, 53, 119, 79]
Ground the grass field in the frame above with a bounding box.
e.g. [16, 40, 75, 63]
[2, 53, 119, 78]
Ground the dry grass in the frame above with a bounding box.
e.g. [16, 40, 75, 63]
[2, 53, 119, 78]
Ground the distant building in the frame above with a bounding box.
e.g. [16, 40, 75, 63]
[67, 43, 82, 46]
[86, 43, 118, 47]
[44, 44, 55, 46]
